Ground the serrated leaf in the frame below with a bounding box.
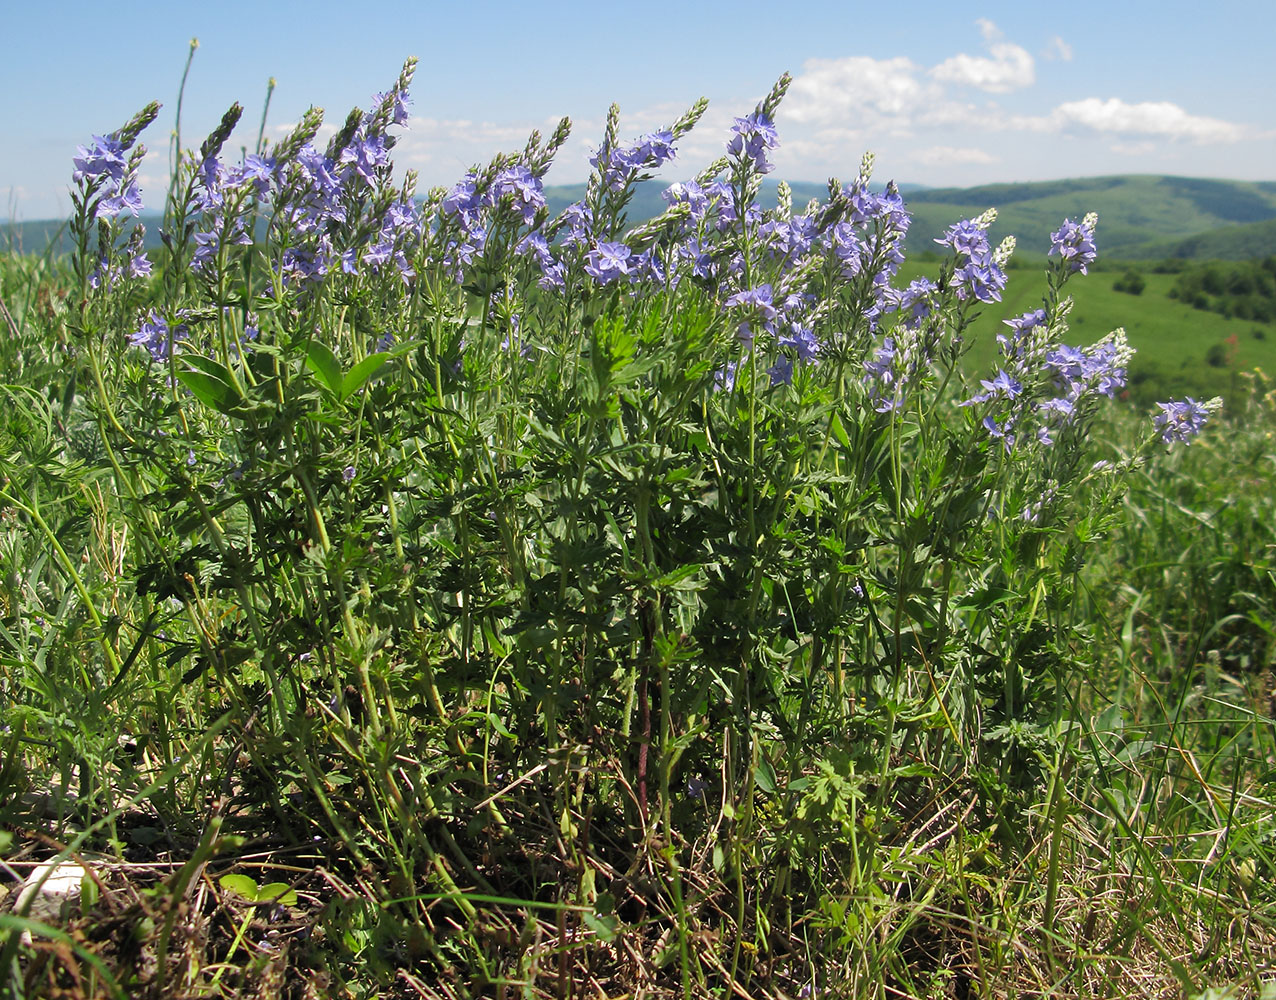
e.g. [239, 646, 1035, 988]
[304, 340, 341, 395]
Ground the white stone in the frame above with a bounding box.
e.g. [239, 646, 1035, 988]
[13, 860, 89, 944]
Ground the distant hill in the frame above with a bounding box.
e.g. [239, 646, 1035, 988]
[897, 176, 1276, 260]
[5, 175, 1274, 262]
[1115, 217, 1276, 261]
[543, 174, 1276, 260]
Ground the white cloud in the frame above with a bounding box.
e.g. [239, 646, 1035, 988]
[913, 145, 997, 166]
[784, 55, 935, 127]
[1051, 98, 1245, 143]
[1043, 36, 1073, 62]
[931, 20, 1035, 94]
[1109, 140, 1158, 157]
[976, 18, 1002, 42]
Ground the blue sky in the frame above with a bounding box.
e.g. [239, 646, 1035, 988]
[4, 0, 1273, 220]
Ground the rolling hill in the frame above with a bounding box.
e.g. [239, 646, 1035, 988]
[5, 176, 1275, 262]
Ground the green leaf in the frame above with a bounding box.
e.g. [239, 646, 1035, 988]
[829, 410, 851, 450]
[180, 354, 235, 382]
[341, 351, 390, 401]
[582, 910, 619, 943]
[956, 586, 1019, 612]
[219, 873, 260, 899]
[255, 882, 298, 906]
[753, 756, 777, 794]
[175, 367, 237, 414]
[305, 340, 342, 395]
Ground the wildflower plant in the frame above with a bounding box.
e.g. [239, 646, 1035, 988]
[1, 55, 1246, 997]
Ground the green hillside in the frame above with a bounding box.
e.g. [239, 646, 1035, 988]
[899, 175, 1276, 259]
[1118, 217, 1276, 260]
[897, 256, 1276, 406]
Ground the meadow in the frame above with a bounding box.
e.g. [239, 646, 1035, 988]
[1, 57, 1275, 1000]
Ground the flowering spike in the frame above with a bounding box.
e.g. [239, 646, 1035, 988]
[198, 103, 244, 167]
[857, 151, 875, 187]
[757, 72, 793, 121]
[327, 107, 365, 160]
[272, 106, 325, 163]
[672, 97, 710, 140]
[115, 101, 162, 150]
[993, 235, 1016, 269]
[694, 157, 729, 187]
[543, 117, 572, 164]
[776, 181, 792, 221]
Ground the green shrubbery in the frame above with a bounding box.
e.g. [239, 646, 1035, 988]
[1, 60, 1272, 999]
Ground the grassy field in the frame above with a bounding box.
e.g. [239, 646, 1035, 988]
[1, 64, 1275, 1000]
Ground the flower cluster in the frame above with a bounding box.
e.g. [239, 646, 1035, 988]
[1153, 396, 1222, 444]
[1049, 213, 1098, 275]
[727, 112, 780, 174]
[935, 210, 1008, 304]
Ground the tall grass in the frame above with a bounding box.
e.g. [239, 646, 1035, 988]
[0, 55, 1272, 1000]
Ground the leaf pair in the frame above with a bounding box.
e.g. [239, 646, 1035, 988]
[304, 339, 414, 403]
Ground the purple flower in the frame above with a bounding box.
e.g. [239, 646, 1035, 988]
[724, 284, 777, 321]
[591, 130, 677, 191]
[998, 309, 1047, 359]
[97, 181, 144, 219]
[362, 240, 393, 269]
[557, 200, 594, 248]
[584, 241, 631, 285]
[780, 324, 820, 363]
[73, 135, 126, 184]
[863, 337, 908, 412]
[340, 134, 389, 184]
[935, 219, 990, 259]
[727, 111, 780, 173]
[768, 354, 794, 386]
[725, 284, 778, 346]
[492, 165, 545, 225]
[1049, 218, 1097, 275]
[713, 360, 739, 392]
[663, 180, 709, 221]
[384, 199, 417, 232]
[374, 88, 412, 127]
[128, 253, 153, 279]
[1153, 397, 1220, 444]
[976, 370, 1023, 401]
[955, 258, 1007, 304]
[88, 257, 120, 290]
[829, 223, 863, 279]
[130, 310, 176, 361]
[443, 173, 483, 219]
[892, 278, 937, 329]
[235, 153, 276, 196]
[677, 237, 715, 280]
